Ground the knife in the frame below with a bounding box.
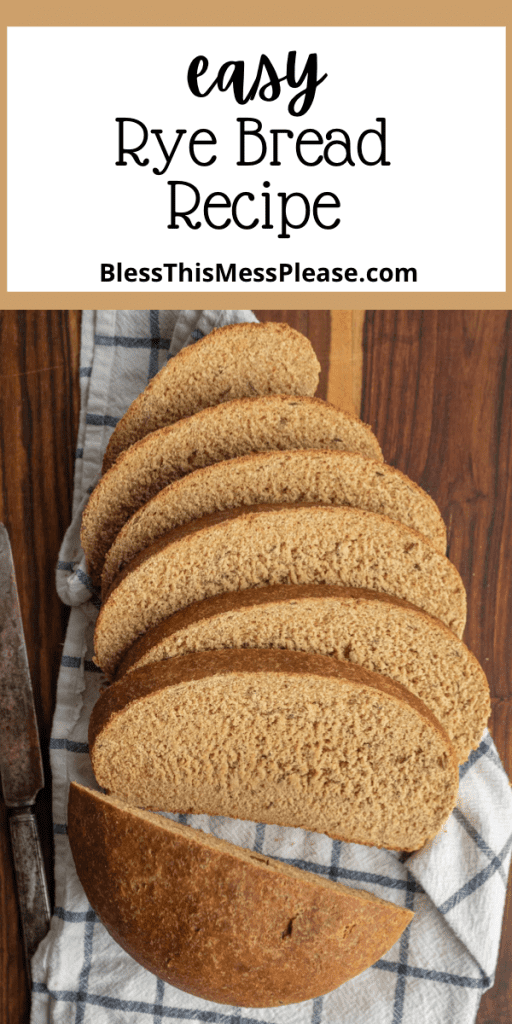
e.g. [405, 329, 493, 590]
[0, 523, 51, 982]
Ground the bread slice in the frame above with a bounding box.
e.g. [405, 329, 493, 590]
[89, 649, 459, 852]
[115, 585, 489, 764]
[83, 395, 383, 587]
[94, 504, 466, 678]
[102, 322, 321, 472]
[101, 448, 447, 592]
[68, 782, 413, 1007]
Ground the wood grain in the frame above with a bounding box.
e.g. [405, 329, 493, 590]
[362, 311, 512, 1024]
[327, 310, 365, 415]
[0, 311, 81, 1022]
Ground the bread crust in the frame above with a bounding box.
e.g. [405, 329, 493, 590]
[82, 394, 383, 586]
[68, 782, 413, 1007]
[112, 583, 489, 764]
[100, 447, 446, 592]
[89, 648, 459, 852]
[94, 503, 467, 676]
[102, 322, 321, 472]
[91, 646, 457, 755]
[115, 584, 438, 673]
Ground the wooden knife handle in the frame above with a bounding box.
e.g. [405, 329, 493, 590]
[9, 807, 51, 981]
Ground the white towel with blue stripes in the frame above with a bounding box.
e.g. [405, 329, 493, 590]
[31, 309, 512, 1024]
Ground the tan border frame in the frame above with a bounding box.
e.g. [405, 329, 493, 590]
[2, 4, 509, 309]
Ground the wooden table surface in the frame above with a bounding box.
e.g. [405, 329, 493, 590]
[0, 309, 510, 1023]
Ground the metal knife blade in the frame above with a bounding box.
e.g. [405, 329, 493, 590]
[0, 523, 44, 806]
[0, 522, 50, 976]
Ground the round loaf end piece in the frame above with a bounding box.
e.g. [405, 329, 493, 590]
[68, 782, 414, 1007]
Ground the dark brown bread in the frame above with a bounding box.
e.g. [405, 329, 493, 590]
[101, 448, 447, 592]
[83, 395, 383, 587]
[115, 584, 489, 764]
[89, 649, 459, 852]
[94, 504, 467, 677]
[68, 782, 413, 1007]
[102, 322, 321, 472]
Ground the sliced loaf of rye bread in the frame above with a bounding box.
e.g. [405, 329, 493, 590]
[83, 395, 382, 587]
[102, 322, 321, 472]
[101, 449, 447, 592]
[89, 649, 459, 852]
[115, 585, 489, 764]
[94, 504, 467, 678]
[68, 782, 414, 1007]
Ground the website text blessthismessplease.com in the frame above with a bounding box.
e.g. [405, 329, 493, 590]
[100, 262, 418, 285]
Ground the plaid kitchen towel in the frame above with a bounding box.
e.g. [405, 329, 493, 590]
[31, 309, 512, 1024]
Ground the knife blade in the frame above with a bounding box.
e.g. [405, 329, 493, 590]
[0, 522, 51, 978]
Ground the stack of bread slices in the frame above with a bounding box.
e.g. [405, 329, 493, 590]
[69, 320, 491, 1008]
